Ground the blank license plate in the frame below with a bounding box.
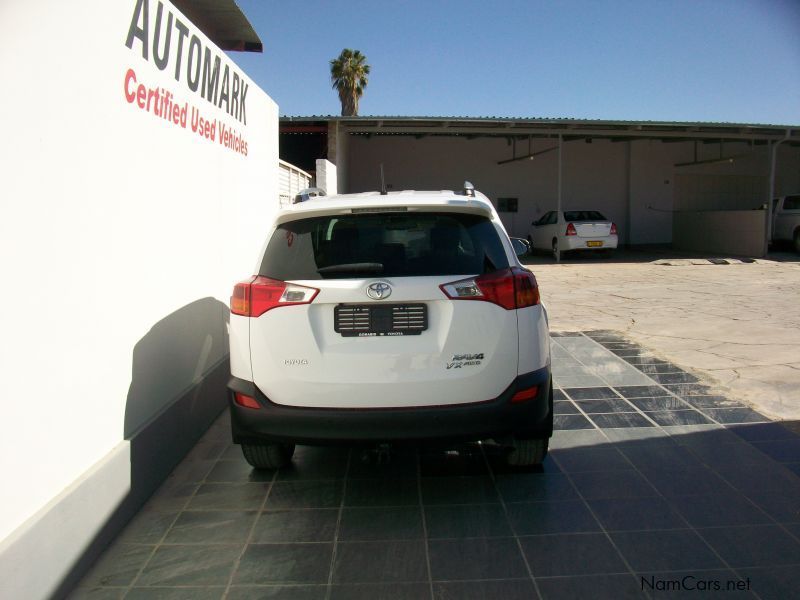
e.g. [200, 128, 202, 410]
[586, 241, 603, 247]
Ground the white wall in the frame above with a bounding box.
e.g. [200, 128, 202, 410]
[0, 0, 277, 562]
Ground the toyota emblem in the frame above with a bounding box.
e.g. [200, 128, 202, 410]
[367, 282, 392, 300]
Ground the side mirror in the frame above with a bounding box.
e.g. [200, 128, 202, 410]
[510, 237, 531, 257]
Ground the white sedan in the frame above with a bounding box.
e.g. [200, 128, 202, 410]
[529, 210, 618, 259]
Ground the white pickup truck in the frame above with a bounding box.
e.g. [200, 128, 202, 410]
[772, 195, 800, 253]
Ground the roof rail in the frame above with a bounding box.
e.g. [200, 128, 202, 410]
[294, 187, 326, 204]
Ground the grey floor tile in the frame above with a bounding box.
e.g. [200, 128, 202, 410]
[520, 533, 628, 576]
[251, 509, 339, 543]
[611, 530, 724, 572]
[333, 540, 427, 583]
[740, 565, 800, 600]
[682, 395, 745, 409]
[698, 525, 800, 567]
[701, 408, 769, 424]
[551, 446, 633, 472]
[506, 500, 601, 535]
[730, 423, 800, 443]
[331, 582, 431, 600]
[669, 494, 771, 528]
[137, 544, 241, 586]
[425, 503, 512, 538]
[649, 372, 700, 384]
[345, 478, 419, 506]
[645, 410, 713, 426]
[590, 413, 655, 429]
[588, 497, 688, 531]
[421, 476, 499, 505]
[266, 480, 343, 509]
[117, 511, 178, 544]
[433, 579, 534, 600]
[419, 449, 489, 477]
[234, 543, 333, 584]
[126, 589, 225, 600]
[618, 443, 700, 470]
[602, 427, 671, 444]
[537, 574, 645, 600]
[495, 472, 578, 503]
[549, 429, 608, 449]
[347, 451, 418, 479]
[744, 490, 800, 523]
[553, 375, 609, 388]
[67, 588, 126, 600]
[165, 510, 257, 544]
[750, 438, 800, 462]
[339, 506, 423, 541]
[554, 414, 595, 430]
[554, 401, 581, 415]
[564, 387, 622, 400]
[227, 585, 326, 600]
[146, 481, 199, 511]
[80, 543, 154, 587]
[689, 441, 781, 469]
[184, 441, 228, 462]
[167, 459, 217, 483]
[661, 384, 716, 396]
[276, 448, 349, 481]
[188, 483, 270, 511]
[206, 460, 275, 483]
[553, 388, 567, 401]
[640, 466, 732, 498]
[614, 385, 670, 398]
[627, 396, 691, 411]
[570, 470, 658, 500]
[428, 537, 528, 581]
[634, 363, 686, 375]
[575, 399, 638, 414]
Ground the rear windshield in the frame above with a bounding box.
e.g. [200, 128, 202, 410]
[564, 210, 607, 221]
[259, 211, 510, 280]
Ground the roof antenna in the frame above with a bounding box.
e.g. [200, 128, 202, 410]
[379, 164, 388, 195]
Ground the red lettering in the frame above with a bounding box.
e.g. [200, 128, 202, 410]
[124, 68, 137, 103]
[136, 83, 146, 108]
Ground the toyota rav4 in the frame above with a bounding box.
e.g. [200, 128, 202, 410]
[227, 184, 552, 468]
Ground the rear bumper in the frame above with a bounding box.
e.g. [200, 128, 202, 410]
[227, 366, 552, 446]
[563, 235, 618, 250]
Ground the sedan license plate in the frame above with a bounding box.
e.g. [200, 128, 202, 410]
[586, 241, 603, 247]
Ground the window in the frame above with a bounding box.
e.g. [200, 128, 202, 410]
[259, 212, 510, 280]
[783, 196, 800, 211]
[497, 197, 518, 213]
[564, 210, 607, 222]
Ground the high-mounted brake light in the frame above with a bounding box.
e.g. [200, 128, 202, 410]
[230, 276, 319, 317]
[565, 222, 577, 236]
[440, 267, 540, 310]
[610, 223, 618, 235]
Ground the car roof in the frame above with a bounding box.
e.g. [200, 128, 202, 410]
[276, 190, 499, 223]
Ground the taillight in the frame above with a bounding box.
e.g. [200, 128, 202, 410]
[230, 276, 319, 317]
[565, 222, 577, 236]
[234, 392, 260, 409]
[440, 267, 540, 310]
[610, 223, 617, 235]
[511, 385, 539, 403]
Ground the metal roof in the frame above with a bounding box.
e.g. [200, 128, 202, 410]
[280, 115, 799, 143]
[173, 0, 262, 52]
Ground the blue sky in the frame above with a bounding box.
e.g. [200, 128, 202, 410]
[230, 0, 800, 125]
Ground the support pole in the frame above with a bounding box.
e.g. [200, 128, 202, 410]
[556, 134, 563, 262]
[767, 130, 792, 255]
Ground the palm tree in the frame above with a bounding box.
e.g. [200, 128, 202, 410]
[330, 49, 370, 116]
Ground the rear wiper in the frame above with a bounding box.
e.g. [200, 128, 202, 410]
[317, 262, 384, 274]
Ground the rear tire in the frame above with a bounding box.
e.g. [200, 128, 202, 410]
[507, 437, 549, 466]
[242, 443, 295, 469]
[552, 239, 559, 261]
[794, 229, 800, 254]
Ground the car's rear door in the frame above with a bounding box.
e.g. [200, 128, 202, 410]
[249, 209, 521, 409]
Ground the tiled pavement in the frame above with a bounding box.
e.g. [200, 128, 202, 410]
[71, 332, 800, 599]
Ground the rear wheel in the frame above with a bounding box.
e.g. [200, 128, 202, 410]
[552, 239, 559, 261]
[241, 443, 295, 469]
[507, 437, 549, 466]
[794, 229, 800, 254]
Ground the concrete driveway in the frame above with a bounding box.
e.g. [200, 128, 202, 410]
[524, 248, 800, 420]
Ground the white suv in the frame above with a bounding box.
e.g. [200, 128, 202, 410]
[227, 185, 552, 468]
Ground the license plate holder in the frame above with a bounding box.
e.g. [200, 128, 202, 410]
[586, 241, 603, 247]
[334, 303, 427, 337]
